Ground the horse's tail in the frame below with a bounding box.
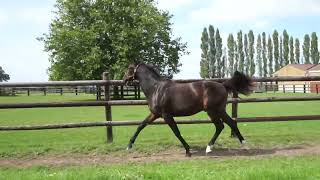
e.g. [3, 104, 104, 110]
[223, 71, 253, 95]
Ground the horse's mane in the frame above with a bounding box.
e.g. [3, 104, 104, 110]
[141, 63, 162, 79]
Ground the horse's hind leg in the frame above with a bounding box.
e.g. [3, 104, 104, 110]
[206, 111, 224, 154]
[127, 113, 158, 150]
[220, 111, 245, 143]
[163, 114, 191, 157]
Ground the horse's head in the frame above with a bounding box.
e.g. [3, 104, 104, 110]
[123, 61, 162, 85]
[123, 60, 143, 84]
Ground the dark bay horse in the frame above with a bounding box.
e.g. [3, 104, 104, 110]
[123, 62, 253, 157]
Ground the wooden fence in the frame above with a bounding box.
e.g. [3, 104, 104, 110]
[1, 75, 320, 143]
[1, 85, 141, 100]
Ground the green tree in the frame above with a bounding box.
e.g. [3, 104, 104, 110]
[244, 34, 249, 75]
[267, 36, 273, 76]
[215, 28, 223, 78]
[256, 34, 263, 77]
[303, 34, 311, 64]
[248, 30, 255, 76]
[221, 47, 227, 78]
[311, 32, 319, 64]
[272, 30, 280, 71]
[279, 36, 284, 67]
[208, 25, 216, 78]
[41, 0, 187, 80]
[262, 32, 268, 77]
[0, 66, 10, 82]
[227, 34, 235, 77]
[283, 30, 289, 65]
[289, 37, 295, 64]
[237, 31, 244, 72]
[295, 38, 300, 64]
[200, 28, 209, 78]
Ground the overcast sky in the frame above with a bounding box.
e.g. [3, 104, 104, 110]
[1, 0, 320, 82]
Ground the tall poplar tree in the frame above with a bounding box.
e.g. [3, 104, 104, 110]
[244, 34, 249, 74]
[279, 36, 284, 67]
[303, 34, 311, 64]
[227, 34, 235, 77]
[256, 34, 263, 77]
[283, 30, 289, 65]
[248, 30, 255, 76]
[262, 32, 268, 77]
[237, 31, 244, 72]
[200, 28, 209, 78]
[311, 32, 319, 64]
[208, 25, 216, 78]
[295, 38, 300, 64]
[221, 47, 227, 78]
[289, 37, 295, 64]
[272, 30, 280, 71]
[267, 36, 273, 76]
[215, 28, 223, 78]
[234, 37, 239, 72]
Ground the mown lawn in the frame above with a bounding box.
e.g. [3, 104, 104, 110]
[0, 92, 320, 179]
[0, 92, 319, 157]
[0, 156, 320, 180]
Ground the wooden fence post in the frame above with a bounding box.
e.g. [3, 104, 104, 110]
[44, 88, 47, 96]
[317, 84, 319, 94]
[75, 87, 78, 95]
[11, 88, 15, 96]
[265, 83, 267, 93]
[303, 84, 306, 93]
[134, 85, 137, 99]
[120, 86, 124, 99]
[27, 89, 30, 96]
[283, 85, 285, 93]
[293, 85, 295, 93]
[96, 86, 102, 100]
[103, 72, 113, 143]
[231, 91, 238, 137]
[60, 88, 63, 96]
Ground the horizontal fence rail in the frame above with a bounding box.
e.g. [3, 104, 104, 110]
[1, 96, 320, 109]
[1, 115, 320, 131]
[1, 76, 320, 88]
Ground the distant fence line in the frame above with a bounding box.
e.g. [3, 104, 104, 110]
[0, 85, 141, 100]
[0, 74, 320, 143]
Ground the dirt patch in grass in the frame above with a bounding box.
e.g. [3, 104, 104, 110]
[1, 145, 319, 168]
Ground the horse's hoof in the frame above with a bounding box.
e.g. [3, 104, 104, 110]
[241, 140, 246, 144]
[206, 145, 213, 154]
[126, 144, 133, 150]
[186, 152, 192, 157]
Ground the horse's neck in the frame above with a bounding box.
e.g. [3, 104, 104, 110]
[138, 75, 160, 98]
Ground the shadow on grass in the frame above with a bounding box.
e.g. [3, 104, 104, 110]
[190, 145, 304, 157]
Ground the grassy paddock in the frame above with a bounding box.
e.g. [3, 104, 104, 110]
[0, 93, 319, 157]
[0, 156, 320, 179]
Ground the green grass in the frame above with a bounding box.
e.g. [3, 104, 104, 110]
[1, 156, 320, 179]
[0, 93, 319, 157]
[1, 93, 320, 179]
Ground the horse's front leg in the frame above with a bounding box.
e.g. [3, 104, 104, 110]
[127, 113, 158, 150]
[163, 114, 191, 157]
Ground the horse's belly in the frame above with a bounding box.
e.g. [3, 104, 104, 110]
[165, 98, 203, 116]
